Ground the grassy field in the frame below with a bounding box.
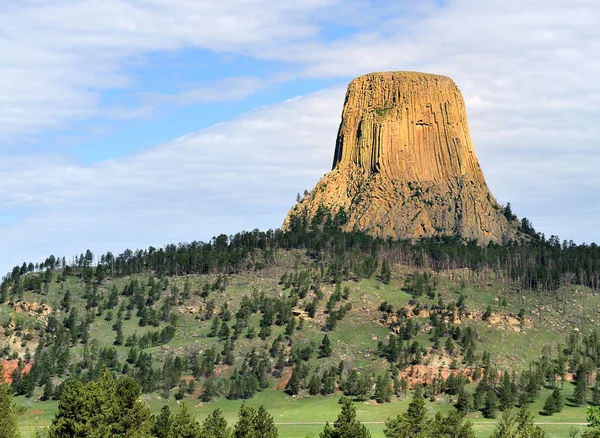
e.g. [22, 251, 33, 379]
[17, 385, 590, 437]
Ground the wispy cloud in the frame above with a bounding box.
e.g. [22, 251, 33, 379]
[2, 0, 600, 272]
[0, 0, 338, 142]
[0, 88, 344, 272]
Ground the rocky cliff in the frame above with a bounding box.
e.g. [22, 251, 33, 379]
[284, 71, 517, 243]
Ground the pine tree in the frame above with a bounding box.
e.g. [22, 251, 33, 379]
[169, 402, 202, 438]
[209, 316, 219, 337]
[374, 373, 392, 403]
[234, 402, 255, 438]
[380, 260, 391, 284]
[61, 288, 71, 312]
[175, 380, 187, 400]
[253, 405, 278, 438]
[285, 317, 296, 337]
[585, 406, 600, 437]
[574, 369, 588, 406]
[49, 368, 151, 437]
[428, 410, 475, 438]
[593, 373, 600, 406]
[219, 320, 230, 340]
[202, 408, 231, 438]
[543, 387, 564, 415]
[285, 367, 300, 396]
[455, 389, 472, 414]
[491, 406, 547, 438]
[0, 377, 19, 438]
[309, 374, 322, 395]
[320, 398, 371, 438]
[319, 334, 333, 358]
[384, 395, 428, 438]
[114, 316, 124, 345]
[498, 372, 516, 411]
[151, 406, 173, 438]
[482, 390, 498, 419]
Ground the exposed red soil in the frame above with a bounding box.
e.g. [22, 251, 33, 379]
[398, 365, 480, 389]
[1, 359, 33, 384]
[275, 368, 293, 391]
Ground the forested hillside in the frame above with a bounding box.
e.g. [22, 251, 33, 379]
[3, 209, 600, 437]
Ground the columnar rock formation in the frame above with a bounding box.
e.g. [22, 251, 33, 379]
[284, 71, 517, 243]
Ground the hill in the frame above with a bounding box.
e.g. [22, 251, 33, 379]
[2, 223, 600, 436]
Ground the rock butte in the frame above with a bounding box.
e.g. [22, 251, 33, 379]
[284, 71, 517, 243]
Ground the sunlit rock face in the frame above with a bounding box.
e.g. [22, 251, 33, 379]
[284, 71, 516, 243]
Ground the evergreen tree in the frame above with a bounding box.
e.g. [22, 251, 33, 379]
[168, 403, 202, 438]
[575, 370, 589, 406]
[374, 373, 392, 404]
[151, 406, 173, 438]
[319, 334, 333, 358]
[584, 406, 600, 438]
[455, 389, 472, 414]
[285, 367, 301, 396]
[175, 380, 187, 400]
[114, 316, 124, 345]
[0, 377, 20, 438]
[285, 317, 296, 338]
[219, 321, 230, 340]
[49, 368, 151, 437]
[498, 372, 516, 411]
[252, 405, 278, 438]
[543, 387, 564, 415]
[355, 373, 373, 401]
[593, 374, 600, 406]
[380, 260, 391, 284]
[428, 410, 475, 438]
[491, 407, 547, 438]
[234, 403, 255, 438]
[384, 395, 428, 438]
[320, 398, 371, 438]
[309, 374, 322, 395]
[202, 408, 231, 438]
[482, 390, 498, 419]
[61, 288, 71, 312]
[209, 317, 219, 337]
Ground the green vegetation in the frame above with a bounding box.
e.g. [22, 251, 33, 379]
[3, 208, 600, 436]
[0, 373, 20, 438]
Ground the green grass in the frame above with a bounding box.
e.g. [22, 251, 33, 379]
[16, 385, 592, 438]
[9, 255, 600, 438]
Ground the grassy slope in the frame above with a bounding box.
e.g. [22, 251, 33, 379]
[6, 250, 600, 437]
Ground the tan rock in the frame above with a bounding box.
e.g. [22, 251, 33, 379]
[284, 72, 517, 243]
[11, 301, 51, 316]
[179, 304, 204, 315]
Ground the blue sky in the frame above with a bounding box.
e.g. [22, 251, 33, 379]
[1, 0, 600, 274]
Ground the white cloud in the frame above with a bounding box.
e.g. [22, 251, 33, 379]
[134, 76, 265, 110]
[0, 88, 344, 273]
[0, 0, 338, 141]
[3, 0, 600, 272]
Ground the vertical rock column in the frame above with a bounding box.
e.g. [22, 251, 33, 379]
[284, 71, 516, 244]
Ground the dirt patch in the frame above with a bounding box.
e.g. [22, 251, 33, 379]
[275, 368, 293, 391]
[1, 359, 33, 383]
[397, 365, 481, 389]
[28, 410, 45, 415]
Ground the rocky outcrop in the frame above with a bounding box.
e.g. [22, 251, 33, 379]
[11, 301, 51, 316]
[284, 71, 517, 243]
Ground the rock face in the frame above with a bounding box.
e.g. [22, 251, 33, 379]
[284, 71, 516, 243]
